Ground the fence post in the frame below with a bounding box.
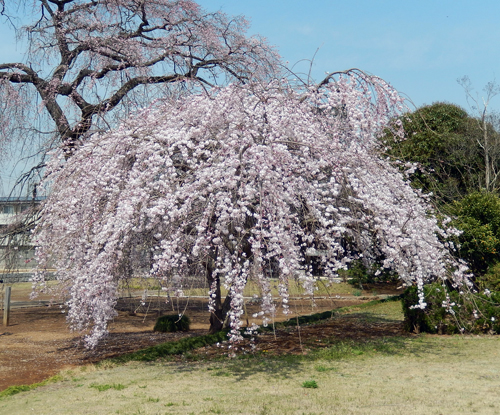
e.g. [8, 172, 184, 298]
[3, 286, 11, 326]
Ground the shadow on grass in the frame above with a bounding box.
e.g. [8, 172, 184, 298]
[338, 312, 403, 325]
[186, 335, 413, 382]
[109, 330, 230, 364]
[109, 294, 447, 382]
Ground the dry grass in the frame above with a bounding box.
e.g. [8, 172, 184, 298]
[116, 277, 361, 298]
[1, 301, 499, 414]
[6, 278, 372, 303]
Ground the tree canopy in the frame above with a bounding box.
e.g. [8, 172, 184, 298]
[0, 0, 280, 188]
[383, 102, 500, 203]
[382, 102, 484, 203]
[33, 72, 470, 347]
[449, 191, 500, 275]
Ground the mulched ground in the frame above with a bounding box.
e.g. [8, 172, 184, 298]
[0, 292, 404, 391]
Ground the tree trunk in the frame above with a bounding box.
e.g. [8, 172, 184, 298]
[205, 257, 232, 334]
[209, 292, 232, 334]
[205, 234, 253, 333]
[484, 116, 491, 191]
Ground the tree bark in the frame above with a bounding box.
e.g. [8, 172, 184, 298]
[483, 116, 491, 191]
[205, 255, 232, 334]
[208, 291, 232, 334]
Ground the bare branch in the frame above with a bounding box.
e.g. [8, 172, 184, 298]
[0, 0, 281, 165]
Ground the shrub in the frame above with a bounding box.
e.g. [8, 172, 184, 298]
[449, 191, 500, 276]
[153, 314, 190, 333]
[341, 259, 399, 288]
[402, 282, 500, 334]
[478, 263, 500, 292]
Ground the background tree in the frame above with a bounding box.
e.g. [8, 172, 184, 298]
[458, 76, 500, 193]
[382, 102, 484, 203]
[0, 0, 280, 188]
[381, 91, 500, 291]
[32, 72, 469, 347]
[449, 191, 500, 276]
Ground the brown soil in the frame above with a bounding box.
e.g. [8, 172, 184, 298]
[0, 288, 403, 392]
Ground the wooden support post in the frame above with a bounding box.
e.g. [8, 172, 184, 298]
[3, 286, 11, 327]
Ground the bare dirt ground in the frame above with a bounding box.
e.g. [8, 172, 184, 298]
[0, 284, 403, 392]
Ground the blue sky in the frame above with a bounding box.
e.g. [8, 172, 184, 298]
[198, 0, 500, 112]
[0, 0, 499, 193]
[0, 1, 497, 111]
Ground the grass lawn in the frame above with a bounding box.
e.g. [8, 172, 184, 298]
[1, 301, 499, 415]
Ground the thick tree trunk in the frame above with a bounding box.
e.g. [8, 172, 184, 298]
[208, 292, 232, 334]
[205, 235, 253, 333]
[205, 257, 232, 334]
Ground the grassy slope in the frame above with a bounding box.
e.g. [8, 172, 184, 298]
[1, 300, 499, 414]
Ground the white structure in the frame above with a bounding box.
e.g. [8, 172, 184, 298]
[0, 197, 45, 271]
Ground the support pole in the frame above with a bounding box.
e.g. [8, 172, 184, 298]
[3, 286, 11, 326]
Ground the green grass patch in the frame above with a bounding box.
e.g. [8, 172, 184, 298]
[273, 295, 402, 329]
[302, 380, 318, 388]
[89, 383, 126, 392]
[0, 375, 63, 399]
[314, 365, 336, 372]
[111, 330, 230, 363]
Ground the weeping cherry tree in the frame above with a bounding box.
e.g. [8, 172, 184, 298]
[32, 70, 470, 347]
